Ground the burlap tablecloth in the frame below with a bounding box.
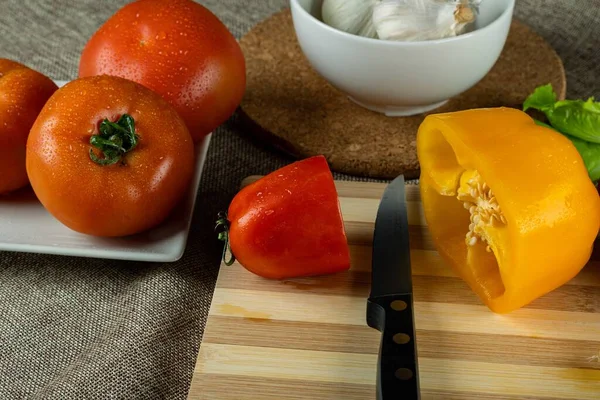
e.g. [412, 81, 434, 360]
[0, 1, 598, 399]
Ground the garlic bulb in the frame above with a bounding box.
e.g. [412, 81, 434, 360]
[321, 0, 481, 42]
[373, 0, 480, 41]
[321, 0, 379, 39]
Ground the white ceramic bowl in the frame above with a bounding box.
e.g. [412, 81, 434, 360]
[290, 0, 516, 116]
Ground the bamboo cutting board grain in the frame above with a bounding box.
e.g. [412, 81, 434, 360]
[187, 178, 600, 400]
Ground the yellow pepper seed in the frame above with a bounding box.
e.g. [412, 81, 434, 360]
[457, 170, 506, 252]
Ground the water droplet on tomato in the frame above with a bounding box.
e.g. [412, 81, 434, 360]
[127, 186, 142, 201]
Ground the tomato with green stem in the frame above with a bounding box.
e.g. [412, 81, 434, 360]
[26, 75, 195, 237]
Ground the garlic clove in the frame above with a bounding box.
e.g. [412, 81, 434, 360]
[372, 0, 481, 42]
[321, 0, 379, 38]
[373, 0, 436, 41]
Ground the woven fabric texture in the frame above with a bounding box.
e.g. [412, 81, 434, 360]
[0, 0, 598, 399]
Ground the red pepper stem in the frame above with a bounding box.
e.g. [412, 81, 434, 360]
[215, 212, 235, 266]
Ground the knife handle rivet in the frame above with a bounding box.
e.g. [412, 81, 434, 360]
[392, 333, 411, 345]
[390, 300, 407, 311]
[395, 368, 414, 381]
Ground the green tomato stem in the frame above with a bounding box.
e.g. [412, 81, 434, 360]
[89, 114, 139, 166]
[215, 211, 236, 266]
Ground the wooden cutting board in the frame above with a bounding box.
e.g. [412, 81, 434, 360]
[187, 178, 600, 400]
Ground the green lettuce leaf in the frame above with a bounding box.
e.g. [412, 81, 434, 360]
[549, 97, 600, 144]
[523, 84, 600, 144]
[524, 85, 600, 183]
[523, 84, 557, 113]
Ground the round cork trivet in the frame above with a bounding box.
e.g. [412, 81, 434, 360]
[238, 9, 566, 180]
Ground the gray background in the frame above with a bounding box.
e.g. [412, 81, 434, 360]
[0, 0, 598, 399]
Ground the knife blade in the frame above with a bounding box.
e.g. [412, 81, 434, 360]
[367, 175, 420, 400]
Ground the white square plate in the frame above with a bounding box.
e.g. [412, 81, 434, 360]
[0, 80, 211, 262]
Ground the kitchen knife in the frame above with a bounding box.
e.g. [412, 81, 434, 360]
[367, 175, 420, 399]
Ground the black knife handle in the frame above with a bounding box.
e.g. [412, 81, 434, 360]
[367, 294, 420, 400]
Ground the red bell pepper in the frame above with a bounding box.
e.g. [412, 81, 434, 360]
[217, 155, 351, 280]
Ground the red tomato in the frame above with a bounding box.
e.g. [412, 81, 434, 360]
[222, 155, 351, 280]
[78, 0, 246, 142]
[26, 75, 195, 237]
[0, 59, 57, 194]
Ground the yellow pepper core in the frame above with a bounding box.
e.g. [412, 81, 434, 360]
[417, 107, 600, 313]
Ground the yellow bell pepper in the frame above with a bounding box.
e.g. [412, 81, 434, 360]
[417, 107, 600, 314]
